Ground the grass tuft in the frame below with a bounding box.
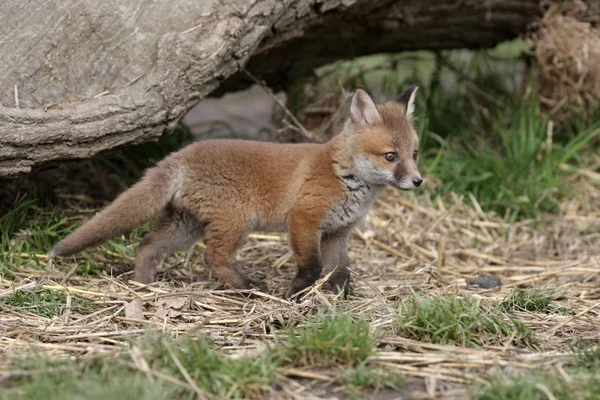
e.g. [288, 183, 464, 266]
[284, 312, 378, 368]
[473, 371, 600, 400]
[427, 100, 600, 220]
[500, 287, 562, 313]
[395, 294, 531, 346]
[6, 333, 280, 400]
[158, 335, 280, 399]
[570, 343, 600, 371]
[341, 362, 405, 398]
[0, 195, 76, 275]
[0, 288, 96, 318]
[5, 357, 176, 400]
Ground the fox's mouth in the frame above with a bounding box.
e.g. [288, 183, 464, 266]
[390, 181, 414, 191]
[390, 178, 422, 191]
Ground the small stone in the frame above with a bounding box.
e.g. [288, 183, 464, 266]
[466, 274, 502, 289]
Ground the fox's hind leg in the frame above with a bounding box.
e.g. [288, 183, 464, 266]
[203, 218, 267, 292]
[134, 207, 203, 283]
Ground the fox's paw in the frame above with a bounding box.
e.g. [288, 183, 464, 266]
[285, 286, 310, 302]
[247, 278, 268, 293]
[324, 280, 351, 299]
[324, 270, 351, 298]
[285, 290, 302, 302]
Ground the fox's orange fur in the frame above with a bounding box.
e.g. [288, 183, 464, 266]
[51, 87, 423, 297]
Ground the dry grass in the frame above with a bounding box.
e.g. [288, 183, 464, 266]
[530, 0, 600, 124]
[1, 159, 599, 398]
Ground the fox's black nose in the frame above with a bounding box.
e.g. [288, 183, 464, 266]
[413, 178, 423, 187]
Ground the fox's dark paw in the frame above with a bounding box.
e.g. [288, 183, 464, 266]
[247, 278, 268, 293]
[324, 273, 351, 299]
[324, 281, 350, 298]
[284, 286, 304, 302]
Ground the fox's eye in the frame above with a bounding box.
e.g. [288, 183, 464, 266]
[413, 150, 418, 160]
[384, 152, 398, 162]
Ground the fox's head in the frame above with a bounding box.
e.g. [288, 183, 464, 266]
[346, 86, 423, 191]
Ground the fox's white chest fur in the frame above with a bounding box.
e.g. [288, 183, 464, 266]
[322, 174, 382, 233]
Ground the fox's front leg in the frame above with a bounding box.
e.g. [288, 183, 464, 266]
[286, 209, 323, 298]
[321, 230, 351, 296]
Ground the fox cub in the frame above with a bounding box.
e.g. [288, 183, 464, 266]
[51, 87, 423, 297]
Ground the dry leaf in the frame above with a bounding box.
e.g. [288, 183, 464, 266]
[156, 296, 189, 319]
[124, 298, 145, 320]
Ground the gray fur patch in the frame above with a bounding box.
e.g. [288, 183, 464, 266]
[322, 173, 383, 233]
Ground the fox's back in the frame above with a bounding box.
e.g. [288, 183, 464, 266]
[168, 139, 331, 226]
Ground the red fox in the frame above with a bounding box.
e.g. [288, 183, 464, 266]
[50, 87, 423, 297]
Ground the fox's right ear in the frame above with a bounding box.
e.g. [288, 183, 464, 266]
[350, 88, 382, 125]
[396, 85, 418, 120]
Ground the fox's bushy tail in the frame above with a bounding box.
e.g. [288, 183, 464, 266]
[50, 166, 177, 257]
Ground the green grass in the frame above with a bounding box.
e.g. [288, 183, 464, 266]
[474, 371, 600, 400]
[6, 358, 177, 400]
[500, 287, 562, 313]
[157, 335, 280, 398]
[0, 192, 153, 278]
[283, 312, 378, 368]
[426, 100, 600, 219]
[3, 313, 388, 399]
[395, 294, 531, 346]
[0, 196, 75, 274]
[5, 323, 385, 400]
[474, 333, 600, 400]
[0, 288, 96, 318]
[569, 343, 600, 370]
[341, 362, 405, 398]
[6, 333, 281, 400]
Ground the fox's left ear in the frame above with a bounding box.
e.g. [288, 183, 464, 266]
[396, 85, 418, 121]
[350, 88, 382, 125]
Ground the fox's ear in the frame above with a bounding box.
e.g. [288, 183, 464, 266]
[350, 88, 382, 125]
[396, 85, 418, 120]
